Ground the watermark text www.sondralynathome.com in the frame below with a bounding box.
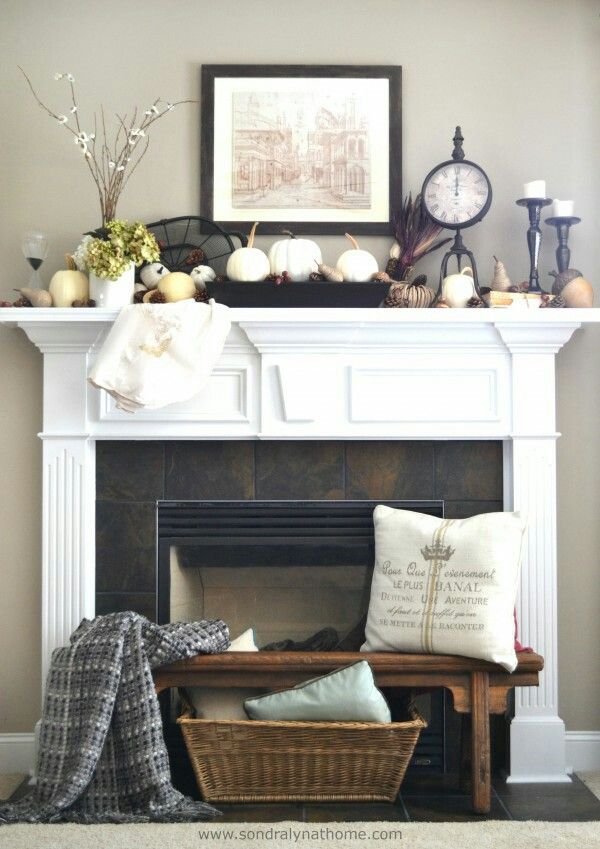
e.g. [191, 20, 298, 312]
[198, 825, 403, 843]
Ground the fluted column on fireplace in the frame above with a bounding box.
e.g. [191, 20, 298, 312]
[498, 323, 578, 782]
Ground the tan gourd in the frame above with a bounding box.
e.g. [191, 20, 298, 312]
[157, 271, 196, 302]
[385, 270, 436, 308]
[491, 256, 512, 292]
[49, 254, 89, 307]
[15, 287, 53, 307]
[561, 276, 594, 308]
[318, 263, 344, 283]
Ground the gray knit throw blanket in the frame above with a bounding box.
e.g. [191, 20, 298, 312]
[0, 612, 229, 824]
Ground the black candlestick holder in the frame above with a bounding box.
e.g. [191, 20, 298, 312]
[544, 215, 581, 273]
[516, 197, 552, 293]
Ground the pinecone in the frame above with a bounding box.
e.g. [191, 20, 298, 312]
[134, 289, 147, 303]
[148, 290, 167, 304]
[213, 274, 228, 283]
[265, 273, 279, 282]
[13, 296, 32, 307]
[309, 272, 325, 281]
[509, 281, 530, 294]
[385, 257, 400, 279]
[412, 274, 428, 287]
[546, 293, 566, 308]
[466, 296, 484, 308]
[184, 248, 206, 267]
[384, 285, 408, 308]
[372, 271, 394, 283]
[194, 289, 209, 303]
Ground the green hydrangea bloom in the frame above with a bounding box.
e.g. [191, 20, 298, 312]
[86, 219, 160, 279]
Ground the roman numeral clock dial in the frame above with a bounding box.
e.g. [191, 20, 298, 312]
[421, 127, 492, 303]
[425, 165, 488, 226]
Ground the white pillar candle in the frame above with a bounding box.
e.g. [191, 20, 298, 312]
[551, 199, 574, 218]
[523, 180, 546, 199]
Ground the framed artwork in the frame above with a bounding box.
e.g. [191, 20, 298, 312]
[201, 65, 402, 236]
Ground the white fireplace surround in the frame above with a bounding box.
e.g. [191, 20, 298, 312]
[2, 305, 598, 782]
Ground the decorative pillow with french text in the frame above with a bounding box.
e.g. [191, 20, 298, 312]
[361, 507, 526, 671]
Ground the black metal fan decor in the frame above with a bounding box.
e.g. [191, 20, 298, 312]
[145, 216, 245, 276]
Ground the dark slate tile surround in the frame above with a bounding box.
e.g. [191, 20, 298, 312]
[94, 441, 600, 822]
[96, 440, 503, 620]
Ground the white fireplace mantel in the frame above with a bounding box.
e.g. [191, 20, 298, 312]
[2, 305, 598, 782]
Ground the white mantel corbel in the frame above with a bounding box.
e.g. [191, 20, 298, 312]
[1, 305, 596, 780]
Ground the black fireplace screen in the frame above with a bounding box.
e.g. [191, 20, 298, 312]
[156, 499, 444, 625]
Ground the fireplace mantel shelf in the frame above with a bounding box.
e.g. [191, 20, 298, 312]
[1, 305, 598, 326]
[1, 304, 592, 782]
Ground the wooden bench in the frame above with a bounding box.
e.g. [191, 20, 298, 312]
[154, 650, 543, 814]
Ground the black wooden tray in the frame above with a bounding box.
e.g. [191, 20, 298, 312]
[205, 280, 390, 308]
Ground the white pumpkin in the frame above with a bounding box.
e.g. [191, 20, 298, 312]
[49, 255, 89, 307]
[157, 271, 196, 302]
[268, 230, 322, 281]
[226, 222, 270, 282]
[140, 262, 170, 290]
[336, 233, 378, 282]
[191, 264, 216, 289]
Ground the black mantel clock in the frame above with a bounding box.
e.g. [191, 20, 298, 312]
[421, 126, 492, 300]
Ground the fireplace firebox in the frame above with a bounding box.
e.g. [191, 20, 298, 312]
[157, 498, 449, 771]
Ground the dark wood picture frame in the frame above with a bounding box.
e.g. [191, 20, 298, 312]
[200, 64, 402, 236]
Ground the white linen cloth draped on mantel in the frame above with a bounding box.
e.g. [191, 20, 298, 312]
[88, 299, 231, 412]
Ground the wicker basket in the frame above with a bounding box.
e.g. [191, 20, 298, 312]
[178, 708, 426, 803]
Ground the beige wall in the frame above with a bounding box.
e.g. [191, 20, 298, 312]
[0, 0, 598, 732]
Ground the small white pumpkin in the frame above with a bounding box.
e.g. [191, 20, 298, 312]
[336, 233, 378, 282]
[268, 230, 322, 281]
[226, 222, 270, 282]
[49, 255, 89, 307]
[157, 271, 196, 302]
[191, 265, 216, 289]
[441, 266, 476, 307]
[140, 262, 170, 290]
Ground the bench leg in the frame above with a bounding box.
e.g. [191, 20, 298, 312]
[470, 671, 491, 814]
[459, 713, 472, 794]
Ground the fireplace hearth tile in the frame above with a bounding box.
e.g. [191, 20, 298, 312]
[96, 441, 164, 502]
[402, 792, 509, 821]
[304, 801, 408, 822]
[96, 592, 156, 621]
[256, 441, 344, 500]
[165, 442, 254, 500]
[217, 804, 304, 822]
[434, 442, 502, 501]
[345, 441, 434, 500]
[96, 502, 156, 592]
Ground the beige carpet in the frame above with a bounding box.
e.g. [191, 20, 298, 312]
[0, 774, 25, 800]
[578, 771, 600, 801]
[0, 821, 599, 849]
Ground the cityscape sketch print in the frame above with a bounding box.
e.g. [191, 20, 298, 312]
[231, 91, 371, 210]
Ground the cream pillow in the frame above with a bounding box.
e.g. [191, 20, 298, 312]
[190, 628, 260, 720]
[361, 507, 526, 671]
[227, 628, 259, 652]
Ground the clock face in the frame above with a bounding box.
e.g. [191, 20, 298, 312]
[422, 160, 491, 228]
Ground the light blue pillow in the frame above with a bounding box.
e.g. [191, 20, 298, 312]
[244, 660, 391, 723]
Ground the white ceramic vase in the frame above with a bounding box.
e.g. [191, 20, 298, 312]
[89, 262, 135, 308]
